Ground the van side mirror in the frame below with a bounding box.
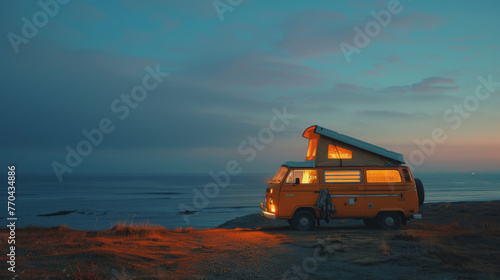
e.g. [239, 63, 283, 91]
[295, 178, 300, 185]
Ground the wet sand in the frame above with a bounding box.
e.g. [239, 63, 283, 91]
[1, 201, 499, 279]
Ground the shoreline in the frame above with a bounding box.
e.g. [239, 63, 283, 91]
[2, 201, 499, 279]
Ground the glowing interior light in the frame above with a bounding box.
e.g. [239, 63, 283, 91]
[306, 138, 318, 160]
[328, 145, 352, 159]
[366, 170, 402, 183]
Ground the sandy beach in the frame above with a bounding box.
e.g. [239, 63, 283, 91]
[2, 201, 499, 279]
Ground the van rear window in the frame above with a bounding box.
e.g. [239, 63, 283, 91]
[324, 170, 361, 183]
[402, 169, 412, 182]
[366, 170, 401, 183]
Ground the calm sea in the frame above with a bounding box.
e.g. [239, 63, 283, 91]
[7, 172, 500, 230]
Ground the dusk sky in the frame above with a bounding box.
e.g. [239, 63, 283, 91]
[2, 0, 499, 178]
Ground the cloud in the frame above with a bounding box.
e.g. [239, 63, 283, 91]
[276, 10, 351, 57]
[65, 2, 107, 23]
[419, 54, 443, 60]
[441, 70, 463, 77]
[149, 11, 181, 31]
[449, 46, 474, 51]
[362, 70, 380, 76]
[389, 11, 441, 30]
[386, 53, 402, 63]
[275, 9, 443, 58]
[335, 83, 368, 91]
[348, 0, 388, 9]
[174, 52, 326, 89]
[121, 29, 158, 45]
[411, 77, 458, 94]
[379, 77, 458, 95]
[118, 0, 216, 18]
[358, 110, 426, 118]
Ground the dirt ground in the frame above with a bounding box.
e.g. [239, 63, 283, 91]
[1, 201, 499, 279]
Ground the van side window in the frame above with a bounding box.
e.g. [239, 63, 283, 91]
[366, 170, 401, 183]
[324, 170, 361, 183]
[286, 170, 317, 184]
[402, 169, 412, 182]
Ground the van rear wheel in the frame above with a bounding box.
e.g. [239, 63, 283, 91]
[291, 210, 316, 231]
[377, 212, 401, 230]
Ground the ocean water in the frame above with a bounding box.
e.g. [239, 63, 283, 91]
[7, 172, 500, 230]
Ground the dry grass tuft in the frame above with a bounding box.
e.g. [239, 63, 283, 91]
[392, 232, 419, 241]
[71, 261, 100, 280]
[481, 220, 500, 235]
[172, 227, 195, 233]
[107, 220, 166, 238]
[420, 239, 469, 268]
[381, 239, 391, 256]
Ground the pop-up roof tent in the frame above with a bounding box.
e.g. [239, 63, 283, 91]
[301, 125, 405, 167]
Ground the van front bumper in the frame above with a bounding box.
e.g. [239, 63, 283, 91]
[260, 203, 276, 219]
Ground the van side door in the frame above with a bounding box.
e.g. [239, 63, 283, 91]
[321, 169, 366, 218]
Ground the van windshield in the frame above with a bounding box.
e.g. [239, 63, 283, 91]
[269, 166, 288, 184]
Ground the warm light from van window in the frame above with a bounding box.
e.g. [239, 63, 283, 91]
[286, 170, 317, 184]
[366, 170, 402, 183]
[324, 170, 361, 183]
[328, 145, 352, 159]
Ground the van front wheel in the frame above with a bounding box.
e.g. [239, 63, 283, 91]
[292, 210, 316, 231]
[377, 212, 401, 230]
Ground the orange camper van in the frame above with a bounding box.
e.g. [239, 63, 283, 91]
[260, 125, 424, 230]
